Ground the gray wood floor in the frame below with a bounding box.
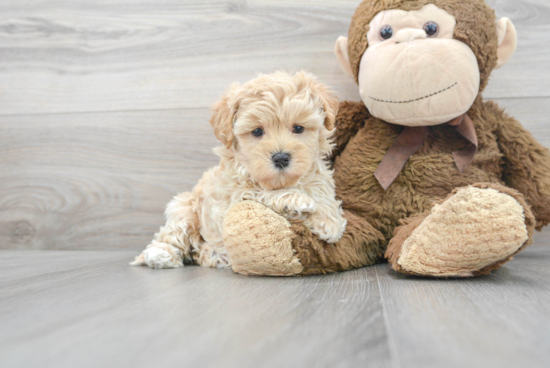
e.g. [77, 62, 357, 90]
[1, 1, 550, 367]
[1, 235, 550, 368]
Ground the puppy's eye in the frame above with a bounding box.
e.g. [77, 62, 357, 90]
[423, 21, 439, 37]
[380, 25, 393, 40]
[293, 125, 304, 134]
[251, 128, 264, 137]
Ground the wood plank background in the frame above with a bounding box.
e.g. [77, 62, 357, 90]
[1, 0, 549, 250]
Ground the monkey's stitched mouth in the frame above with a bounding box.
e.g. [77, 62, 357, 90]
[369, 82, 458, 104]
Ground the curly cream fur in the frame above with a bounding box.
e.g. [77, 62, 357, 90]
[131, 71, 346, 269]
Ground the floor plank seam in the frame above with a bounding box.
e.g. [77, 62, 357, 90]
[375, 267, 403, 368]
[0, 106, 212, 119]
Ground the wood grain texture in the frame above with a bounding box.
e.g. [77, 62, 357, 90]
[0, 251, 393, 368]
[1, 240, 549, 368]
[2, 97, 549, 251]
[0, 0, 548, 115]
[0, 108, 219, 250]
[376, 239, 550, 368]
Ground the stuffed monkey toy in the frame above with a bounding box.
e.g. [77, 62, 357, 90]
[222, 0, 550, 277]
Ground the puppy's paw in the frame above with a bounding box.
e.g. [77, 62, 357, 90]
[306, 215, 347, 244]
[142, 247, 183, 269]
[280, 193, 317, 220]
[130, 243, 183, 269]
[129, 252, 146, 266]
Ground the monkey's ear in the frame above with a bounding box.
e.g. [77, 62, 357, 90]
[495, 17, 517, 69]
[210, 83, 240, 148]
[334, 36, 354, 77]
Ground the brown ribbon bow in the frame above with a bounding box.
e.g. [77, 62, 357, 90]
[374, 114, 478, 190]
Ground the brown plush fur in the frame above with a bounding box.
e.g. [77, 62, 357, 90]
[290, 97, 550, 275]
[330, 101, 371, 159]
[290, 210, 387, 275]
[280, 0, 550, 275]
[348, 0, 498, 91]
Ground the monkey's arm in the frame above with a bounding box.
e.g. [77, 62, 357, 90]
[330, 101, 370, 160]
[491, 102, 550, 230]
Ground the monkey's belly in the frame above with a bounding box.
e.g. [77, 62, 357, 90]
[333, 125, 503, 240]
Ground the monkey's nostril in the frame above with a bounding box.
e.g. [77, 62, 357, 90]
[272, 152, 291, 169]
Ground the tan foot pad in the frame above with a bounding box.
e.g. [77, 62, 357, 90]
[398, 187, 529, 277]
[223, 201, 304, 276]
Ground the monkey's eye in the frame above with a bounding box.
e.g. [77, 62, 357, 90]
[423, 21, 439, 37]
[293, 125, 304, 134]
[251, 128, 264, 137]
[380, 25, 393, 40]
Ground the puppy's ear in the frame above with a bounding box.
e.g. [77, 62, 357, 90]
[310, 80, 339, 131]
[210, 83, 241, 148]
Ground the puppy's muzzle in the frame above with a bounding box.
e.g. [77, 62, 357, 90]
[272, 152, 291, 169]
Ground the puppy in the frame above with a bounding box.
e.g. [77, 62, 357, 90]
[131, 71, 346, 269]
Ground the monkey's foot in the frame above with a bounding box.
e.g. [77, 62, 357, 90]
[386, 184, 535, 277]
[223, 201, 304, 276]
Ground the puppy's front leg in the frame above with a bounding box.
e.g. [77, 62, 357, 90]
[130, 236, 184, 269]
[249, 189, 317, 220]
[131, 192, 200, 269]
[304, 200, 347, 244]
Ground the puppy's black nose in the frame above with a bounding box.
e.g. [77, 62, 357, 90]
[272, 152, 291, 169]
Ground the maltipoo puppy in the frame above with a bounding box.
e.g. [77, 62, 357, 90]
[131, 71, 346, 269]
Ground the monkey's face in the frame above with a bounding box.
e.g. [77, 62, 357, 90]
[358, 4, 480, 126]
